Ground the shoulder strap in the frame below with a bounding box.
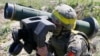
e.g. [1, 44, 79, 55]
[77, 32, 90, 51]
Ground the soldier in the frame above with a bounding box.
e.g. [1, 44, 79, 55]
[37, 4, 91, 56]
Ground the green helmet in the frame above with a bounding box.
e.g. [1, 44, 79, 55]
[52, 4, 77, 30]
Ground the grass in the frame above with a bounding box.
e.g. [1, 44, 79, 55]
[0, 21, 11, 43]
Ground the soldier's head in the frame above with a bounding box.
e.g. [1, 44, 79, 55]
[52, 4, 77, 30]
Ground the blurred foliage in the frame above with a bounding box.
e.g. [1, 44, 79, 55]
[0, 21, 11, 42]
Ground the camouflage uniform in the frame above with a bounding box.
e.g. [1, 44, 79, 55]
[47, 26, 91, 56]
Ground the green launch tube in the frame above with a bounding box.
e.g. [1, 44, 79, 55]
[4, 3, 99, 38]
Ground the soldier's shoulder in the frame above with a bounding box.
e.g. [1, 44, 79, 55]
[71, 30, 87, 38]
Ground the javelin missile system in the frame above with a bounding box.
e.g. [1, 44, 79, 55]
[4, 3, 99, 38]
[4, 3, 99, 55]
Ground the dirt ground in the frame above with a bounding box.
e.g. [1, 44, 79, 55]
[0, 9, 100, 56]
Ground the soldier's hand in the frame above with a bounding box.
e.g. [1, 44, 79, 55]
[37, 45, 48, 56]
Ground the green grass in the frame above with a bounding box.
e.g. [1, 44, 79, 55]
[0, 21, 11, 42]
[94, 2, 100, 6]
